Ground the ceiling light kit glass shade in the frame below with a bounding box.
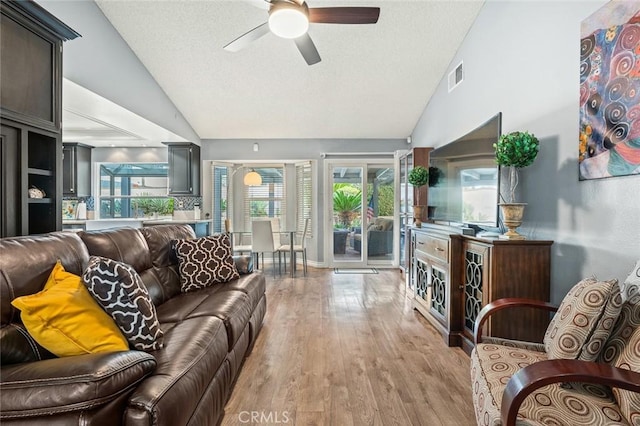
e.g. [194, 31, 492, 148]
[268, 3, 309, 39]
[243, 170, 262, 186]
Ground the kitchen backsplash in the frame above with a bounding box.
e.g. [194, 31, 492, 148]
[173, 196, 202, 211]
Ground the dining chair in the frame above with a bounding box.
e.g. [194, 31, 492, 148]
[251, 219, 278, 276]
[278, 218, 310, 276]
[268, 217, 286, 273]
[231, 232, 253, 261]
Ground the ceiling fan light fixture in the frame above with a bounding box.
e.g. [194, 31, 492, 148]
[269, 6, 309, 39]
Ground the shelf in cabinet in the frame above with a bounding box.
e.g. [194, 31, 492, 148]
[28, 198, 53, 204]
[28, 168, 54, 176]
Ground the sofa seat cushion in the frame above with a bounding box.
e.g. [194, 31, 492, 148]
[0, 351, 156, 419]
[471, 343, 628, 426]
[127, 316, 228, 425]
[156, 289, 253, 349]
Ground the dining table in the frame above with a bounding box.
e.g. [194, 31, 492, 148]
[281, 230, 297, 278]
[228, 229, 298, 278]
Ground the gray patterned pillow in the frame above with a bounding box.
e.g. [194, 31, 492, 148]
[173, 234, 239, 292]
[83, 256, 163, 351]
[544, 277, 622, 361]
[233, 255, 254, 275]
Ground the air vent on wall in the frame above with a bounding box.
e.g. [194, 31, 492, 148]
[448, 61, 463, 92]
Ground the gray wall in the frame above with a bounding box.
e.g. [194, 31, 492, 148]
[40, 0, 200, 143]
[202, 138, 408, 264]
[412, 1, 639, 303]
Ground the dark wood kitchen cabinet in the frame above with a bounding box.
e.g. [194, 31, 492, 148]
[63, 143, 92, 197]
[0, 0, 79, 237]
[166, 143, 200, 196]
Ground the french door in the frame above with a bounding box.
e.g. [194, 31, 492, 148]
[326, 159, 396, 269]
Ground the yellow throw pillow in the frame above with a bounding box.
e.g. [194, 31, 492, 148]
[11, 261, 129, 357]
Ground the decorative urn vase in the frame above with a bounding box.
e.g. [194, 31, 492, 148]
[498, 203, 527, 240]
[413, 205, 424, 228]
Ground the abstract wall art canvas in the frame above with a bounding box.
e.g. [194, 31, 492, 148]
[579, 2, 640, 180]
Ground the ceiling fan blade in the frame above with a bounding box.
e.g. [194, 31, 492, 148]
[294, 33, 321, 66]
[309, 7, 380, 24]
[246, 0, 272, 10]
[223, 22, 270, 52]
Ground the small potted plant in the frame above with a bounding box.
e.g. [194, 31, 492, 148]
[427, 166, 442, 219]
[408, 165, 429, 227]
[493, 131, 539, 239]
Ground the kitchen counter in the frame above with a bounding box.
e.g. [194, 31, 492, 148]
[62, 219, 212, 237]
[142, 219, 212, 225]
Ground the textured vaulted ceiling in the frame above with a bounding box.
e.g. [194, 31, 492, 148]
[94, 0, 484, 140]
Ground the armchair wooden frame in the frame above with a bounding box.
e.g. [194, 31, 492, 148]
[474, 298, 640, 426]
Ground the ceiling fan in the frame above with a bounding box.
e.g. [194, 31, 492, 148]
[224, 0, 380, 66]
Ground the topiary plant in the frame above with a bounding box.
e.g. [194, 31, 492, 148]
[493, 131, 539, 203]
[408, 166, 429, 206]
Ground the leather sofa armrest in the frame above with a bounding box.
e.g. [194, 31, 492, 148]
[1, 350, 156, 419]
[474, 298, 558, 344]
[502, 359, 640, 426]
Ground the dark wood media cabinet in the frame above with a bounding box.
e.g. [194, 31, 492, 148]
[409, 225, 553, 355]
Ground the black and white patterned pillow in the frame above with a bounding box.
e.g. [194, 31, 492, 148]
[173, 234, 239, 292]
[83, 256, 163, 351]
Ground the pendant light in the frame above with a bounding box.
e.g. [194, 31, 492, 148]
[244, 169, 262, 186]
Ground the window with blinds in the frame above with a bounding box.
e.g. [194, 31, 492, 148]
[243, 167, 286, 231]
[295, 161, 312, 236]
[211, 165, 228, 233]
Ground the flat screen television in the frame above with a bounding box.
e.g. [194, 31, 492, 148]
[427, 112, 502, 230]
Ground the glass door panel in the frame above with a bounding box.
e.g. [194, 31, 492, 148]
[366, 165, 394, 264]
[330, 165, 363, 265]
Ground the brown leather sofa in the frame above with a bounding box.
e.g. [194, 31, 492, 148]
[0, 224, 266, 425]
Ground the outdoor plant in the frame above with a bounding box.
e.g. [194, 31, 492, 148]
[408, 165, 429, 205]
[138, 197, 174, 216]
[493, 131, 540, 203]
[333, 189, 361, 228]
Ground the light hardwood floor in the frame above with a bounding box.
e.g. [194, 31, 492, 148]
[221, 267, 476, 426]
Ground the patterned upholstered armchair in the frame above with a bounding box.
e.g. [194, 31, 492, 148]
[470, 263, 640, 426]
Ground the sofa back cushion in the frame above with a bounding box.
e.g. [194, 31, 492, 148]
[544, 277, 622, 361]
[140, 224, 196, 303]
[0, 232, 89, 364]
[81, 227, 167, 307]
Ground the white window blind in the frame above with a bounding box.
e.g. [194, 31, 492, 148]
[295, 161, 312, 236]
[243, 166, 286, 231]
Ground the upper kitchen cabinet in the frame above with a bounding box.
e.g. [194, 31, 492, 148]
[166, 142, 200, 196]
[63, 143, 92, 197]
[0, 0, 79, 237]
